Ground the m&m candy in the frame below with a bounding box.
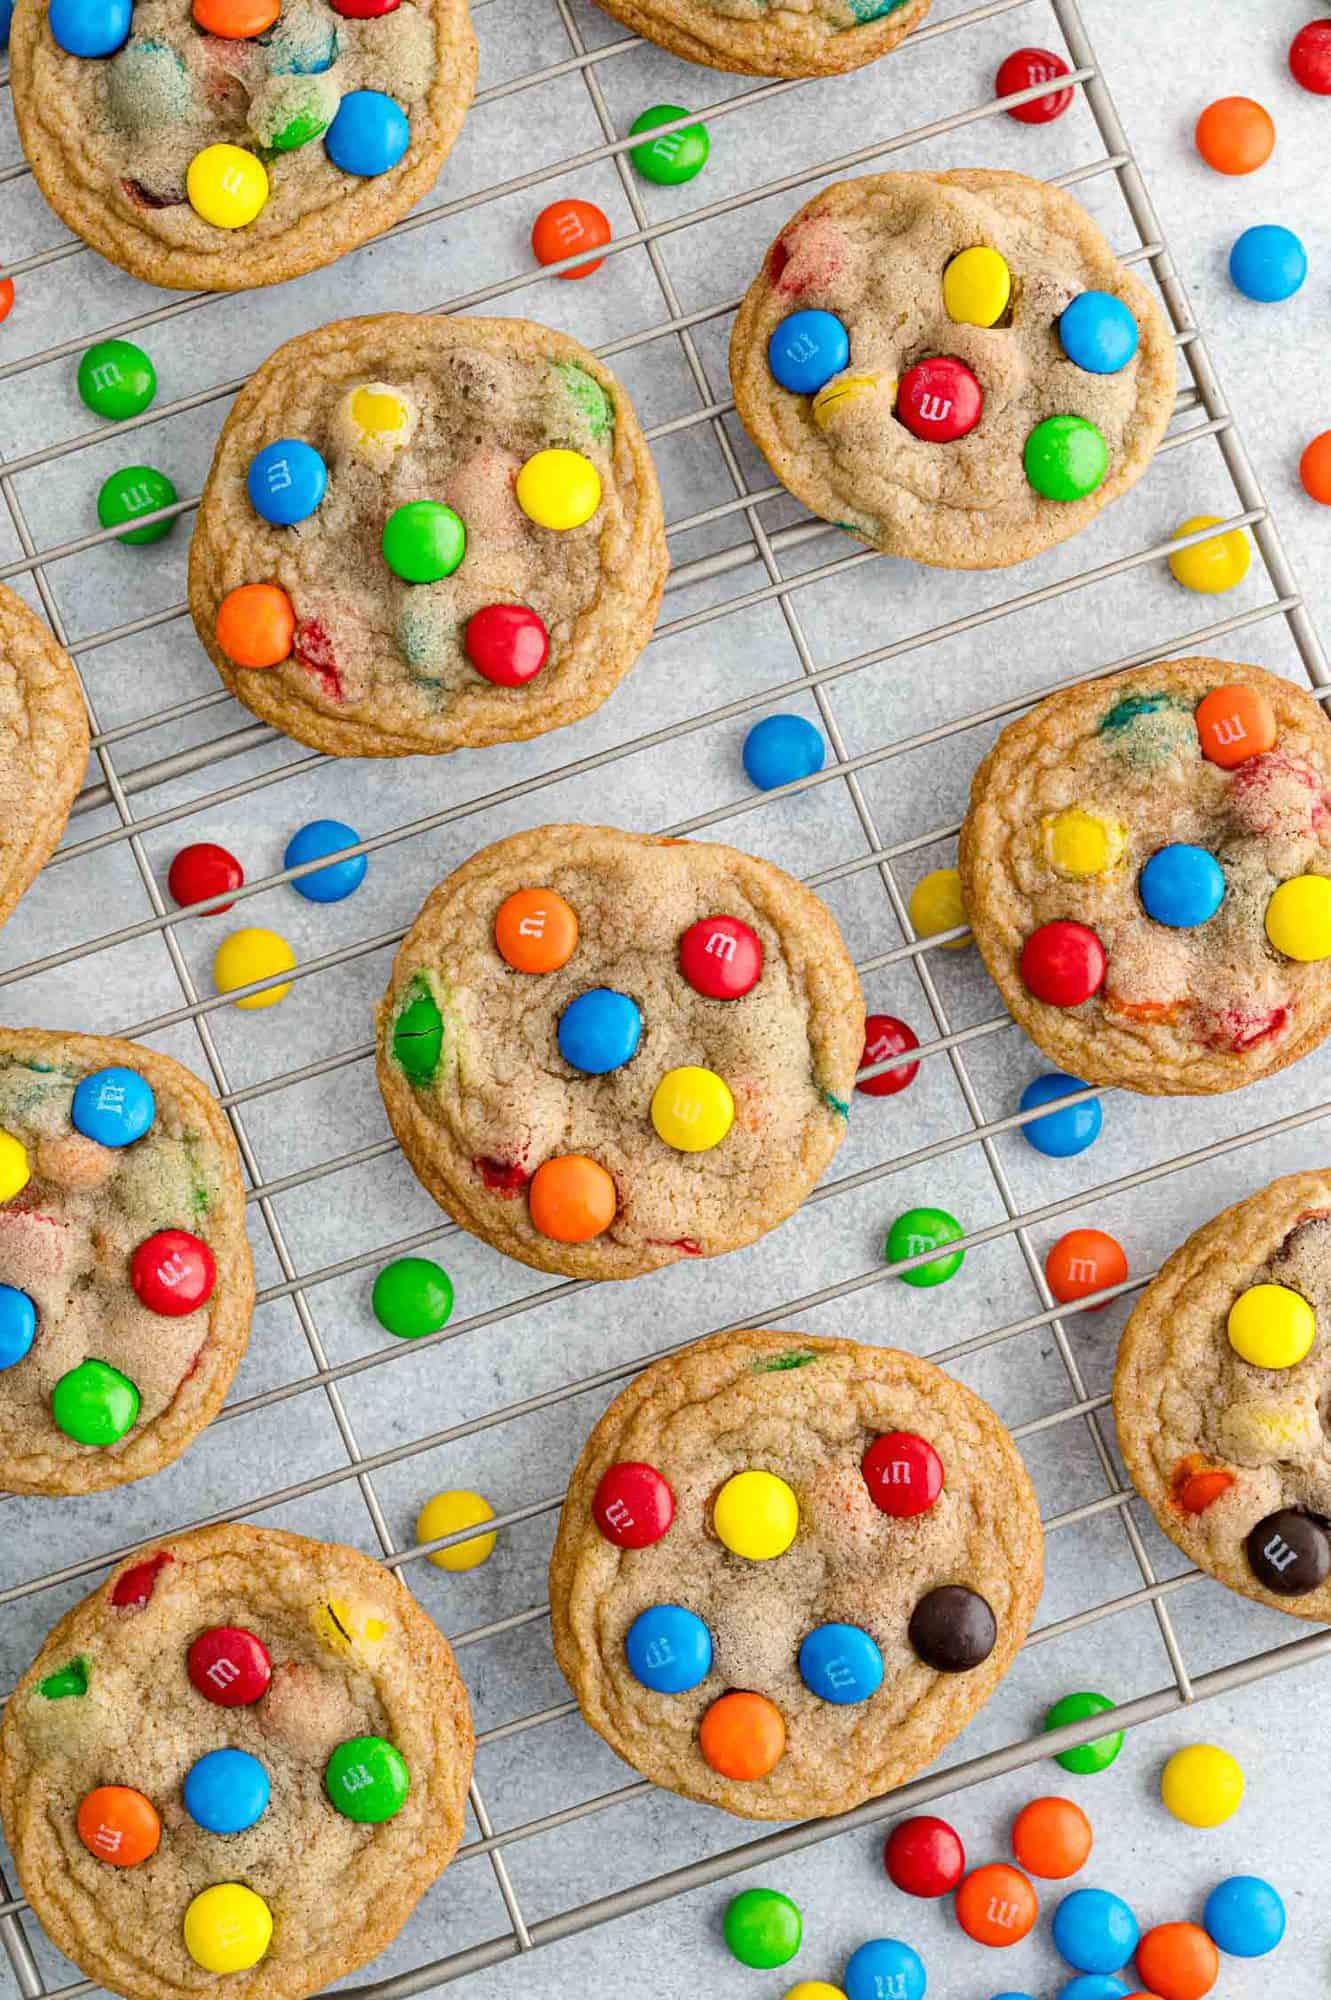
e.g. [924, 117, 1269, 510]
[1020, 1073, 1102, 1158]
[1045, 1228, 1128, 1307]
[1012, 1796, 1092, 1879]
[72, 1066, 155, 1149]
[1058, 292, 1139, 375]
[193, 0, 277, 33]
[372, 1256, 453, 1338]
[857, 1015, 919, 1096]
[326, 1735, 410, 1822]
[188, 1625, 273, 1706]
[0, 1132, 30, 1202]
[187, 145, 268, 227]
[1160, 1743, 1244, 1826]
[862, 1431, 943, 1516]
[886, 1205, 964, 1287]
[1042, 808, 1125, 880]
[516, 450, 602, 530]
[909, 1584, 996, 1671]
[725, 1889, 802, 1970]
[38, 1659, 89, 1700]
[1194, 96, 1275, 175]
[1195, 684, 1274, 766]
[183, 1884, 273, 1973]
[1247, 1506, 1330, 1592]
[1138, 844, 1224, 928]
[215, 583, 295, 669]
[629, 104, 710, 186]
[49, 0, 130, 56]
[1061, 1981, 1131, 2000]
[943, 247, 1011, 328]
[592, 1461, 674, 1547]
[787, 1985, 846, 1998]
[651, 1065, 734, 1152]
[798, 1622, 884, 1704]
[0, 279, 13, 325]
[1168, 516, 1251, 593]
[168, 842, 243, 911]
[743, 713, 825, 791]
[1229, 224, 1307, 302]
[813, 373, 883, 430]
[1300, 430, 1331, 504]
[1020, 921, 1106, 1006]
[713, 1468, 798, 1559]
[897, 356, 983, 443]
[679, 915, 762, 1000]
[884, 1814, 965, 1897]
[910, 866, 967, 948]
[131, 1229, 216, 1315]
[77, 339, 155, 420]
[382, 500, 465, 582]
[1291, 16, 1331, 91]
[1227, 1282, 1314, 1368]
[51, 1358, 140, 1445]
[0, 1285, 37, 1370]
[325, 90, 409, 175]
[996, 45, 1072, 122]
[1025, 416, 1108, 501]
[1043, 1690, 1123, 1773]
[416, 1488, 496, 1571]
[110, 1550, 172, 1607]
[531, 198, 611, 279]
[247, 439, 327, 526]
[625, 1604, 712, 1693]
[768, 310, 851, 396]
[557, 988, 642, 1074]
[699, 1690, 785, 1780]
[284, 818, 367, 902]
[1202, 1875, 1285, 1957]
[77, 1785, 161, 1866]
[955, 1862, 1038, 1945]
[528, 1154, 616, 1240]
[214, 926, 296, 1006]
[98, 465, 177, 545]
[1136, 1922, 1218, 2000]
[1265, 874, 1331, 960]
[464, 604, 549, 685]
[844, 1939, 926, 2000]
[495, 887, 578, 972]
[184, 1748, 270, 1834]
[1052, 1888, 1140, 1973]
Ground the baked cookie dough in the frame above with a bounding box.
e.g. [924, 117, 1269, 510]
[0, 585, 89, 938]
[10, 0, 475, 292]
[376, 825, 864, 1280]
[0, 1523, 474, 2000]
[189, 314, 668, 756]
[729, 169, 1176, 568]
[959, 659, 1331, 1095]
[0, 1028, 254, 1495]
[1115, 1172, 1331, 1623]
[549, 1329, 1044, 1820]
[589, 0, 928, 80]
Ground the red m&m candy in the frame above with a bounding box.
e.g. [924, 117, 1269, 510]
[188, 1625, 273, 1707]
[857, 1014, 920, 1097]
[110, 1550, 172, 1608]
[592, 1461, 675, 1548]
[531, 198, 611, 279]
[331, 0, 400, 14]
[862, 1432, 943, 1517]
[1290, 18, 1331, 93]
[884, 1814, 966, 1897]
[464, 604, 550, 687]
[679, 915, 763, 1000]
[131, 1230, 216, 1316]
[996, 45, 1074, 122]
[1019, 921, 1106, 1006]
[896, 357, 983, 443]
[168, 841, 244, 914]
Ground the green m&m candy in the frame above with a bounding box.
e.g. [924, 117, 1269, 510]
[1043, 1689, 1124, 1773]
[723, 1887, 802, 1969]
[628, 104, 710, 186]
[77, 339, 156, 421]
[39, 1657, 89, 1700]
[51, 1359, 140, 1445]
[248, 73, 338, 152]
[97, 465, 177, 545]
[1024, 414, 1109, 502]
[325, 1735, 409, 1822]
[392, 977, 443, 1080]
[382, 501, 466, 583]
[372, 1257, 454, 1339]
[885, 1205, 964, 1288]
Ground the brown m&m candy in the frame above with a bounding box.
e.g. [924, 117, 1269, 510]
[908, 1585, 997, 1671]
[1246, 1507, 1331, 1595]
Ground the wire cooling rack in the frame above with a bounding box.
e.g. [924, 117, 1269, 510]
[1, 0, 1330, 1993]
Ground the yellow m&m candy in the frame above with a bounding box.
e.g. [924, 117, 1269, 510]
[1227, 1283, 1316, 1369]
[516, 449, 602, 530]
[714, 1469, 799, 1560]
[1160, 1742, 1244, 1828]
[812, 372, 884, 431]
[1265, 874, 1331, 961]
[909, 867, 968, 950]
[214, 927, 296, 1009]
[1168, 514, 1251, 594]
[785, 1987, 848, 2000]
[650, 1065, 734, 1152]
[312, 1597, 387, 1655]
[338, 381, 417, 469]
[1041, 806, 1126, 879]
[417, 1488, 497, 1571]
[183, 1883, 273, 1973]
[186, 144, 269, 229]
[943, 245, 1012, 327]
[0, 1132, 30, 1203]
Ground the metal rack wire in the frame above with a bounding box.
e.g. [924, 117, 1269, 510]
[1, 0, 1329, 1992]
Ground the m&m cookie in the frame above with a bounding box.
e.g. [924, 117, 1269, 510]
[0, 1524, 473, 2000]
[582, 0, 927, 81]
[1115, 1171, 1331, 1620]
[0, 584, 90, 941]
[190, 314, 667, 754]
[959, 659, 1331, 1093]
[9, 0, 476, 290]
[0, 1029, 253, 1496]
[376, 825, 863, 1279]
[549, 1330, 1043, 1818]
[729, 170, 1174, 569]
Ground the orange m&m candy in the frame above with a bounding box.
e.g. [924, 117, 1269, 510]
[1194, 96, 1275, 175]
[192, 0, 278, 33]
[1011, 1796, 1092, 1879]
[1194, 684, 1276, 768]
[1045, 1227, 1128, 1309]
[1172, 1458, 1235, 1515]
[699, 1691, 785, 1781]
[76, 1785, 161, 1867]
[530, 199, 611, 280]
[954, 1862, 1038, 1946]
[1136, 1922, 1219, 2000]
[0, 278, 14, 325]
[1301, 430, 1331, 505]
[494, 888, 578, 973]
[215, 584, 295, 669]
[528, 1155, 616, 1242]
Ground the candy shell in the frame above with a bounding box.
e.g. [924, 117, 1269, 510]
[743, 713, 825, 791]
[629, 104, 709, 185]
[1168, 515, 1251, 593]
[768, 309, 851, 396]
[168, 842, 243, 912]
[325, 1735, 410, 1822]
[699, 1690, 785, 1781]
[183, 1884, 272, 1973]
[325, 90, 410, 176]
[725, 1888, 802, 1969]
[1044, 1690, 1123, 1773]
[213, 926, 295, 1007]
[531, 198, 611, 279]
[1160, 1743, 1244, 1827]
[1229, 223, 1307, 302]
[186, 145, 268, 228]
[1012, 1796, 1092, 1879]
[624, 1603, 712, 1692]
[1194, 96, 1275, 175]
[996, 44, 1072, 122]
[417, 1488, 496, 1571]
[284, 818, 367, 902]
[77, 1785, 161, 1867]
[77, 339, 155, 420]
[844, 1939, 926, 2000]
[1202, 1875, 1285, 1957]
[884, 1814, 965, 1897]
[955, 1863, 1038, 1945]
[516, 449, 601, 530]
[529, 1154, 616, 1241]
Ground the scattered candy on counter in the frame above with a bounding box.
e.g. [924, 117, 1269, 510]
[857, 1014, 920, 1096]
[168, 842, 244, 912]
[372, 1255, 454, 1338]
[1194, 96, 1275, 174]
[724, 1887, 803, 1969]
[1045, 1228, 1129, 1308]
[884, 1814, 966, 1898]
[1159, 1743, 1244, 1827]
[1167, 515, 1251, 594]
[885, 1204, 965, 1288]
[0, 0, 10, 45]
[743, 712, 826, 791]
[0, 277, 14, 325]
[1228, 222, 1307, 302]
[844, 1938, 927, 2000]
[955, 1862, 1039, 1945]
[97, 463, 177, 545]
[1061, 1980, 1132, 2000]
[1203, 1874, 1285, 1956]
[1044, 1690, 1124, 1773]
[416, 1488, 496, 1571]
[784, 1987, 847, 2000]
[78, 338, 156, 420]
[1136, 1920, 1218, 2000]
[213, 926, 296, 1008]
[531, 198, 612, 279]
[1020, 1073, 1103, 1157]
[284, 817, 367, 902]
[1289, 17, 1331, 92]
[1301, 429, 1331, 504]
[1052, 1887, 1140, 1974]
[629, 104, 710, 185]
[1012, 1796, 1093, 1879]
[995, 45, 1074, 122]
[909, 866, 968, 949]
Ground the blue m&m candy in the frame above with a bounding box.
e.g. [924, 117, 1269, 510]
[325, 90, 409, 176]
[1138, 844, 1225, 928]
[768, 310, 851, 396]
[1052, 1889, 1139, 1974]
[557, 988, 642, 1075]
[1058, 291, 1139, 374]
[1203, 1875, 1285, 1957]
[183, 1749, 270, 1834]
[845, 1939, 927, 2000]
[0, 1285, 37, 1370]
[1229, 224, 1307, 302]
[1061, 1982, 1130, 2000]
[0, 0, 13, 47]
[246, 440, 328, 526]
[798, 1622, 884, 1704]
[624, 1604, 712, 1693]
[1020, 1072, 1102, 1157]
[49, 0, 130, 56]
[743, 713, 825, 791]
[284, 819, 367, 902]
[71, 1067, 155, 1149]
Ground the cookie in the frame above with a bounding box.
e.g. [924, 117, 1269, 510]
[959, 658, 1331, 1095]
[729, 169, 1176, 569]
[0, 1523, 474, 2000]
[10, 0, 475, 292]
[549, 1329, 1044, 1820]
[0, 584, 90, 938]
[376, 825, 863, 1280]
[1114, 1172, 1331, 1623]
[0, 1028, 254, 1495]
[587, 0, 928, 80]
[189, 314, 668, 756]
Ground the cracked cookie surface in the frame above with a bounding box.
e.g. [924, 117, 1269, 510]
[0, 586, 89, 941]
[587, 0, 928, 79]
